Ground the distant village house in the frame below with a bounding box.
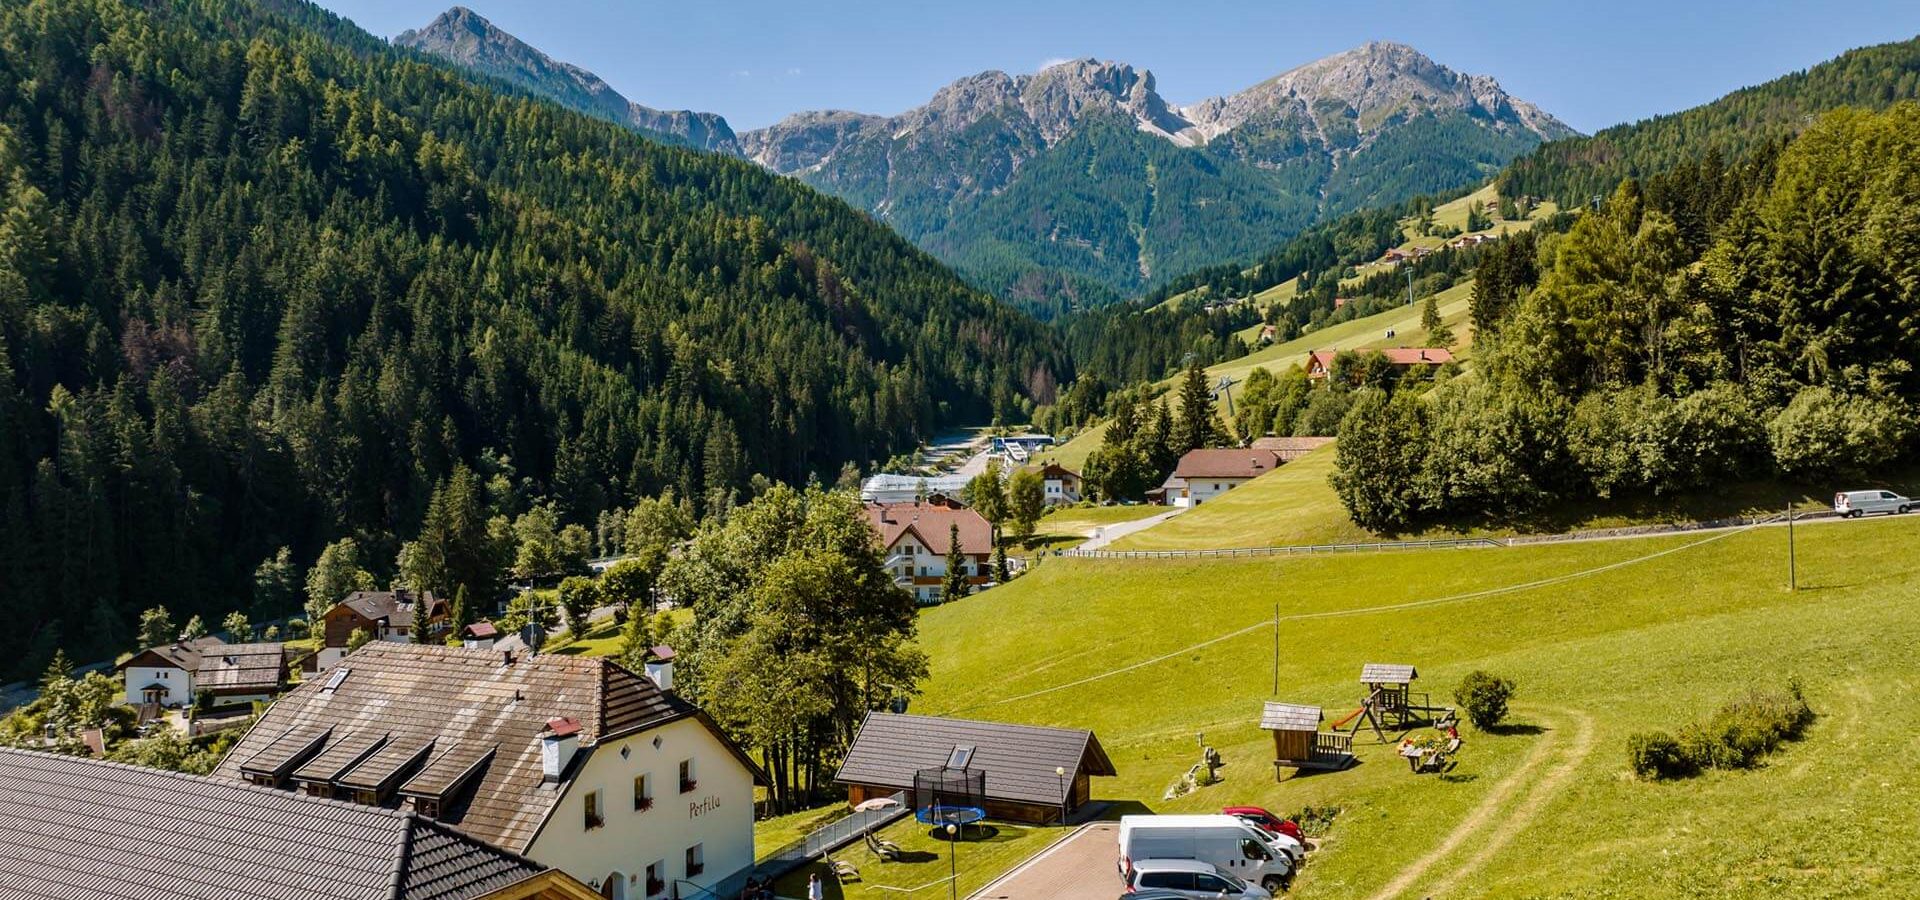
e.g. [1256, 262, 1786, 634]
[866, 501, 995, 603]
[115, 637, 290, 712]
[1305, 347, 1454, 381]
[1038, 463, 1083, 506]
[317, 589, 449, 669]
[1151, 448, 1284, 507]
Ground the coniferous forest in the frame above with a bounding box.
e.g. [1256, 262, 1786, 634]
[0, 0, 1065, 673]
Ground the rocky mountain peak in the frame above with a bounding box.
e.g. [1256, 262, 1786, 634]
[397, 7, 739, 154]
[1182, 41, 1574, 143]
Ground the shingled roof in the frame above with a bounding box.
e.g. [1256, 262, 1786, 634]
[214, 643, 757, 853]
[0, 747, 555, 900]
[194, 642, 289, 693]
[1259, 702, 1325, 732]
[1360, 663, 1418, 685]
[835, 713, 1116, 807]
[1172, 448, 1283, 480]
[116, 638, 288, 694]
[866, 503, 994, 556]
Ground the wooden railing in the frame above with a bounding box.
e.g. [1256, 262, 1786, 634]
[1313, 732, 1353, 757]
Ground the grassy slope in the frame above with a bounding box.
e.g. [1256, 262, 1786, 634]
[1109, 445, 1371, 549]
[778, 516, 1920, 898]
[1042, 422, 1110, 474]
[1203, 280, 1475, 386]
[1018, 504, 1171, 553]
[1107, 445, 1895, 551]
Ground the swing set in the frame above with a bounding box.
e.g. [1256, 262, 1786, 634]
[1329, 664, 1458, 743]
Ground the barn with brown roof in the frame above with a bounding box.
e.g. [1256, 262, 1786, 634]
[0, 747, 600, 900]
[215, 643, 766, 899]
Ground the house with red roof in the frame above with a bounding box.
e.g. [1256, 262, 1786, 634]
[865, 502, 996, 603]
[1305, 347, 1454, 381]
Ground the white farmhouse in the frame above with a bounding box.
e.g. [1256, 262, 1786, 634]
[115, 637, 289, 711]
[1157, 448, 1284, 507]
[214, 643, 764, 900]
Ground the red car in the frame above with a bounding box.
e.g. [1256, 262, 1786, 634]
[1224, 806, 1302, 842]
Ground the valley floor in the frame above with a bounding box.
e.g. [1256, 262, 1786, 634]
[775, 514, 1920, 898]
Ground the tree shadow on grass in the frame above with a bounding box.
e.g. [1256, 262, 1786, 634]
[1483, 722, 1546, 737]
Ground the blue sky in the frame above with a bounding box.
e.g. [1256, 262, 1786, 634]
[316, 0, 1920, 133]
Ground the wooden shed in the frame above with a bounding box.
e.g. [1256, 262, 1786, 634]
[1259, 702, 1354, 774]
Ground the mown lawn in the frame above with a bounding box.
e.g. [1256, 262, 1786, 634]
[786, 514, 1920, 898]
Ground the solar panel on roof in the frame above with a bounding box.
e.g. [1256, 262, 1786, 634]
[322, 667, 350, 692]
[947, 745, 974, 769]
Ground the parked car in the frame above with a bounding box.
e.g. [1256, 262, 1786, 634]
[1119, 814, 1292, 891]
[1122, 859, 1271, 898]
[1223, 812, 1304, 864]
[1223, 806, 1303, 843]
[1834, 490, 1913, 517]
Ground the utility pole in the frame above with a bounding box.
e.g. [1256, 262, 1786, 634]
[1271, 601, 1280, 696]
[1787, 502, 1797, 591]
[1405, 265, 1414, 307]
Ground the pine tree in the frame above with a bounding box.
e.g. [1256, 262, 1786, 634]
[410, 595, 432, 644]
[1422, 295, 1455, 348]
[449, 584, 474, 639]
[1175, 361, 1223, 455]
[992, 542, 1010, 584]
[941, 522, 971, 601]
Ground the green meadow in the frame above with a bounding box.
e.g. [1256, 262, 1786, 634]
[779, 514, 1920, 897]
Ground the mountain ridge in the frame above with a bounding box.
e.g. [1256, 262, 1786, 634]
[395, 6, 739, 153]
[395, 7, 1574, 311]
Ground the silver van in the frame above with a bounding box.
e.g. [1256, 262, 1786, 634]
[1834, 490, 1913, 517]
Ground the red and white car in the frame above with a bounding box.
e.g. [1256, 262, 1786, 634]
[1223, 806, 1305, 862]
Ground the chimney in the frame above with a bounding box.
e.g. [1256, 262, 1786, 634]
[644, 645, 677, 692]
[539, 717, 581, 782]
[501, 648, 515, 667]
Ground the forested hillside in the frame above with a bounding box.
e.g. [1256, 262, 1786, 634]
[1334, 103, 1920, 530]
[1500, 34, 1920, 205]
[0, 0, 1063, 673]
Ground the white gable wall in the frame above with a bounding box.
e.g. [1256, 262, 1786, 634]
[529, 716, 756, 899]
[123, 665, 193, 707]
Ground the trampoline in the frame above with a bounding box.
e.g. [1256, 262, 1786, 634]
[915, 750, 987, 837]
[916, 804, 986, 827]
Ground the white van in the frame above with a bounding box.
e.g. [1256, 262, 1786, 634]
[1834, 490, 1913, 518]
[1119, 815, 1293, 892]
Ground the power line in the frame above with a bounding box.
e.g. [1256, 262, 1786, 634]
[940, 519, 1775, 715]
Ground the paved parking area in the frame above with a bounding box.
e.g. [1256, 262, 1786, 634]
[969, 822, 1122, 900]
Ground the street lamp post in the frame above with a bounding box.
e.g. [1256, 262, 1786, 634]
[1055, 766, 1067, 825]
[945, 822, 958, 900]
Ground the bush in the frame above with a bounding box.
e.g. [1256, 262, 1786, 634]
[1626, 731, 1693, 779]
[1629, 681, 1815, 779]
[1453, 670, 1517, 729]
